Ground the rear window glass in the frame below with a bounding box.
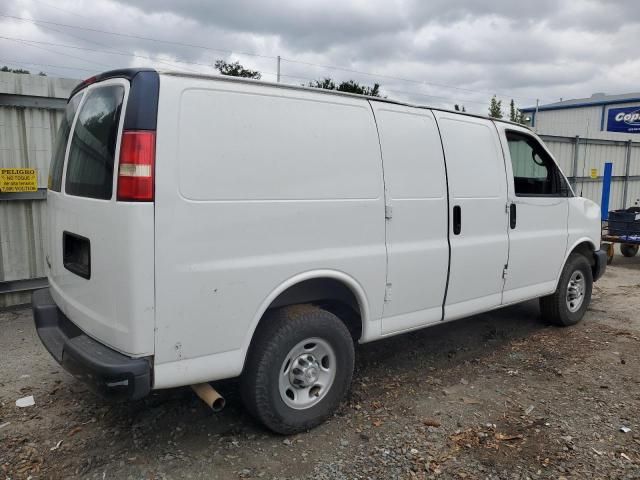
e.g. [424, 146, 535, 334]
[48, 92, 83, 192]
[65, 85, 125, 199]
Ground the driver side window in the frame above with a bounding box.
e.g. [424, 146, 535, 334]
[506, 131, 569, 197]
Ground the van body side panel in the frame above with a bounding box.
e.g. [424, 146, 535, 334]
[434, 112, 509, 321]
[566, 198, 601, 253]
[370, 103, 448, 334]
[153, 76, 386, 385]
[46, 78, 155, 357]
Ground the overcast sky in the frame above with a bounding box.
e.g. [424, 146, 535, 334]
[1, 0, 640, 113]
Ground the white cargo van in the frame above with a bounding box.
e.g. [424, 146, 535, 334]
[33, 69, 607, 434]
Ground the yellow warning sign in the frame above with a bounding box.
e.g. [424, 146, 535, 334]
[0, 168, 38, 192]
[590, 168, 598, 179]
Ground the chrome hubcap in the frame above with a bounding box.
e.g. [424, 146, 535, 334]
[566, 270, 586, 313]
[278, 338, 336, 410]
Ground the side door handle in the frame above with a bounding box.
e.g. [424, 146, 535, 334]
[453, 205, 462, 235]
[509, 203, 517, 229]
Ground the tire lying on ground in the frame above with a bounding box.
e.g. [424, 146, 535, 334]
[240, 304, 355, 435]
[540, 253, 593, 327]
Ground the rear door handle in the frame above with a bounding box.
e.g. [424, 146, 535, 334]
[509, 203, 517, 229]
[453, 205, 462, 235]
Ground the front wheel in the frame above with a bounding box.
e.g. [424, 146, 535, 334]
[540, 253, 593, 326]
[240, 305, 355, 434]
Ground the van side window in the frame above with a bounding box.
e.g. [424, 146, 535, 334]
[506, 131, 570, 197]
[65, 85, 124, 200]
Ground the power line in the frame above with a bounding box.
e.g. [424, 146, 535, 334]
[383, 87, 488, 106]
[0, 18, 496, 109]
[0, 13, 277, 60]
[0, 31, 498, 108]
[31, 0, 93, 20]
[0, 13, 542, 104]
[20, 11, 201, 74]
[1, 36, 116, 70]
[278, 73, 488, 107]
[0, 35, 213, 72]
[0, 58, 95, 73]
[281, 57, 538, 103]
[0, 58, 76, 78]
[0, 19, 538, 109]
[0, 52, 492, 109]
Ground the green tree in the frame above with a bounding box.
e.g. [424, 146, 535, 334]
[338, 79, 380, 97]
[1, 66, 31, 74]
[509, 99, 527, 124]
[488, 96, 503, 119]
[308, 77, 336, 90]
[309, 77, 381, 97]
[214, 60, 261, 79]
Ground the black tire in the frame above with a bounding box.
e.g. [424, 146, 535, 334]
[240, 304, 355, 434]
[620, 244, 639, 258]
[539, 253, 593, 327]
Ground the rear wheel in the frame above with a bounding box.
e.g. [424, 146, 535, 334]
[620, 243, 639, 258]
[240, 305, 354, 434]
[540, 253, 593, 326]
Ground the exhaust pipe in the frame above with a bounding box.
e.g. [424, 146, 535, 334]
[191, 383, 226, 412]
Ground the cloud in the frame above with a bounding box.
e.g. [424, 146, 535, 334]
[1, 0, 640, 113]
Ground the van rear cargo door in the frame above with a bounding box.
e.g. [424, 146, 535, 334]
[46, 75, 156, 357]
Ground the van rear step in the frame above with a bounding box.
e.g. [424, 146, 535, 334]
[32, 289, 151, 400]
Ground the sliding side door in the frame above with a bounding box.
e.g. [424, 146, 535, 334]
[434, 111, 510, 321]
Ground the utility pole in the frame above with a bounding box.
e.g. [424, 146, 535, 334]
[277, 55, 281, 83]
[534, 98, 539, 132]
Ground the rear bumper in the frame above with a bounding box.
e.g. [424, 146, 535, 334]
[593, 249, 607, 282]
[32, 288, 151, 400]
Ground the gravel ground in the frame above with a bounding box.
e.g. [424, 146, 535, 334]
[1, 255, 640, 479]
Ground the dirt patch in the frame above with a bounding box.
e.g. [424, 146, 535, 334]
[2, 259, 640, 479]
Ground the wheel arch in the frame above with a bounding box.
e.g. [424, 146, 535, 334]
[555, 238, 598, 289]
[240, 270, 370, 370]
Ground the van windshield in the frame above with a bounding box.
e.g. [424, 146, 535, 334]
[49, 92, 83, 192]
[65, 85, 125, 199]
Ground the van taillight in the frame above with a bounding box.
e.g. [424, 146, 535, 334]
[117, 130, 155, 201]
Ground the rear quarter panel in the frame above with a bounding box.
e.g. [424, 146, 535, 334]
[153, 76, 387, 387]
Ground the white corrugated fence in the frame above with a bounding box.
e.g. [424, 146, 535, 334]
[0, 72, 78, 307]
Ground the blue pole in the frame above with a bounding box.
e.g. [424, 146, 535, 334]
[601, 162, 613, 220]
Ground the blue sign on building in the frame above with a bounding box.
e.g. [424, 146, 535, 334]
[607, 106, 640, 133]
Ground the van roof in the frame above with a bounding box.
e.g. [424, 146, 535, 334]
[71, 68, 528, 130]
